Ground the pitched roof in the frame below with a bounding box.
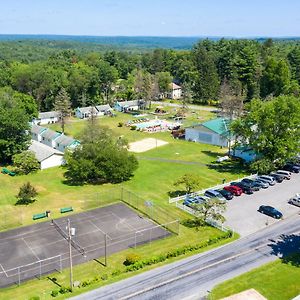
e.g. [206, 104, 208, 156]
[29, 140, 63, 162]
[31, 124, 47, 135]
[77, 106, 98, 114]
[95, 104, 112, 111]
[41, 129, 61, 140]
[170, 83, 181, 90]
[55, 134, 78, 147]
[201, 118, 231, 135]
[38, 111, 59, 119]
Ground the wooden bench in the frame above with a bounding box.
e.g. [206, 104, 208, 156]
[60, 207, 73, 214]
[33, 212, 47, 220]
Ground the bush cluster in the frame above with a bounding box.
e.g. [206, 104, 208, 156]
[123, 253, 142, 266]
[126, 231, 232, 272]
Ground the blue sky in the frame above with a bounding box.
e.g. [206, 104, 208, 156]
[1, 0, 300, 37]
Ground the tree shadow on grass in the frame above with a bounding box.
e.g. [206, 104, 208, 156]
[201, 150, 225, 159]
[207, 160, 249, 175]
[15, 199, 36, 205]
[168, 190, 187, 198]
[268, 234, 300, 266]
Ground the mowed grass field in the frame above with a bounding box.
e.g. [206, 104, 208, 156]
[0, 109, 247, 226]
[211, 258, 300, 300]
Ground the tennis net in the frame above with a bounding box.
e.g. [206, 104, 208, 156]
[51, 219, 85, 256]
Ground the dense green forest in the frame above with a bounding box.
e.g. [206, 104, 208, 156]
[0, 37, 300, 111]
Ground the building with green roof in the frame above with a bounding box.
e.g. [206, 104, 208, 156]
[185, 118, 232, 147]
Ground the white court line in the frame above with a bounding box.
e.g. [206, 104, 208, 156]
[23, 238, 40, 261]
[111, 212, 137, 232]
[88, 220, 112, 240]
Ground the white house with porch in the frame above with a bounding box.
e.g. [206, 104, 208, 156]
[32, 111, 60, 125]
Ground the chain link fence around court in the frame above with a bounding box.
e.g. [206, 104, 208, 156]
[81, 187, 179, 235]
[0, 255, 62, 286]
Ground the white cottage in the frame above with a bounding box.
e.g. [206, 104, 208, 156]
[55, 134, 80, 153]
[31, 124, 47, 142]
[29, 140, 64, 170]
[40, 129, 61, 148]
[32, 111, 60, 125]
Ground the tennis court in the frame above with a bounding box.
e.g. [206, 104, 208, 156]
[0, 203, 171, 287]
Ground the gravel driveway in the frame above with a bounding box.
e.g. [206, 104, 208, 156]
[224, 173, 300, 236]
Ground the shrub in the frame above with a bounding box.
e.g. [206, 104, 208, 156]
[15, 182, 38, 205]
[123, 253, 142, 266]
[130, 125, 137, 130]
[118, 122, 123, 127]
[101, 274, 108, 281]
[111, 269, 122, 277]
[51, 290, 59, 297]
[59, 286, 71, 294]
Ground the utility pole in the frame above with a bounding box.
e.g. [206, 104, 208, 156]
[68, 219, 73, 292]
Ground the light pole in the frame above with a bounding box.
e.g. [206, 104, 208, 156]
[67, 219, 74, 292]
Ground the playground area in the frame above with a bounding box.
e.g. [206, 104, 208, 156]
[0, 203, 171, 287]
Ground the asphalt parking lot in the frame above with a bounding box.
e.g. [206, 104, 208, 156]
[224, 173, 300, 236]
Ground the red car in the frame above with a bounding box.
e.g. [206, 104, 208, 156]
[223, 185, 243, 196]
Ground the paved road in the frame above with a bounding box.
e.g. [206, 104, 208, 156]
[224, 172, 300, 236]
[71, 214, 300, 300]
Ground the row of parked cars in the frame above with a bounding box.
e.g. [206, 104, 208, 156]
[183, 161, 300, 219]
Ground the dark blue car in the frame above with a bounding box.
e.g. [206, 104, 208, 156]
[258, 205, 283, 219]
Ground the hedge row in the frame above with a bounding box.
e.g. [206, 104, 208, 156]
[126, 230, 233, 272]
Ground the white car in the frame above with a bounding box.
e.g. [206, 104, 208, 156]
[288, 193, 300, 207]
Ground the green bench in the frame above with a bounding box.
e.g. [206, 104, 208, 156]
[60, 207, 73, 214]
[33, 212, 47, 220]
[1, 168, 16, 176]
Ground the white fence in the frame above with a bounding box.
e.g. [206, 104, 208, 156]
[169, 173, 257, 203]
[175, 202, 230, 232]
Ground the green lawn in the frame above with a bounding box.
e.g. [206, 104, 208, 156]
[210, 258, 300, 300]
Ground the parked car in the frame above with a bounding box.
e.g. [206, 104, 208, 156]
[257, 175, 276, 186]
[258, 205, 283, 219]
[283, 163, 300, 173]
[204, 189, 226, 201]
[276, 170, 291, 180]
[253, 179, 269, 189]
[241, 178, 261, 191]
[217, 189, 234, 200]
[230, 182, 254, 194]
[288, 193, 300, 207]
[269, 173, 284, 183]
[183, 195, 207, 207]
[224, 185, 243, 196]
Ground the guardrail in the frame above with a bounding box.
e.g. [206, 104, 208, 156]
[169, 173, 257, 203]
